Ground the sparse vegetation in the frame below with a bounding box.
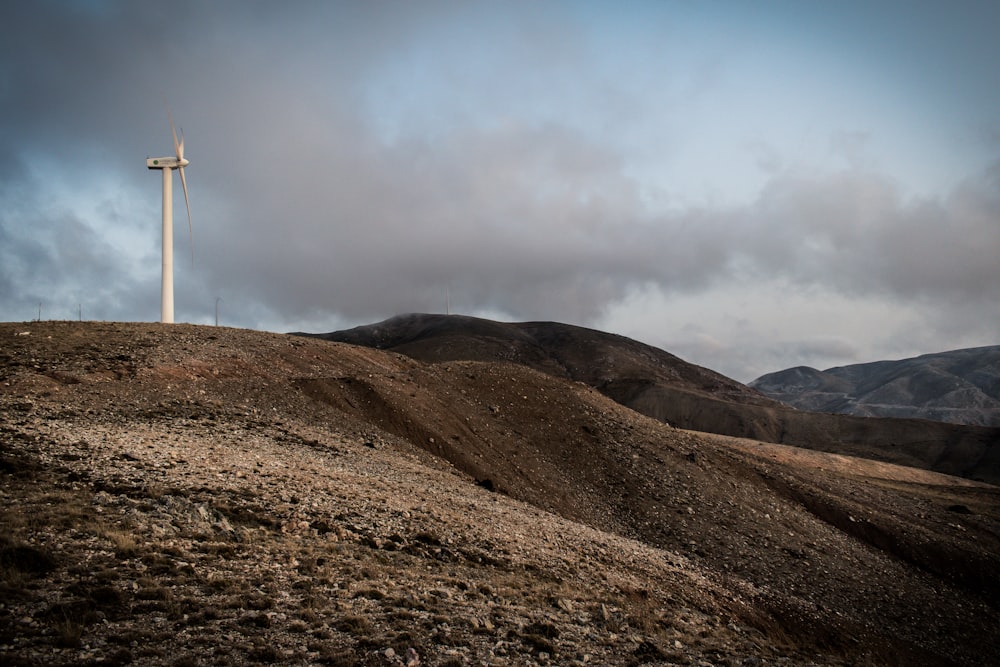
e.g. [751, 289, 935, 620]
[102, 525, 140, 558]
[53, 617, 83, 649]
[0, 321, 997, 666]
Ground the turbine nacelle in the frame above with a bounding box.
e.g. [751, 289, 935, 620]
[147, 156, 189, 169]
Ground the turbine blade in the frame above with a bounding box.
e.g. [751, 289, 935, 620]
[167, 106, 181, 160]
[178, 128, 185, 161]
[179, 166, 193, 266]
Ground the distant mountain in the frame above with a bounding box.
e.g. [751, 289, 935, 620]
[299, 314, 1000, 484]
[751, 346, 1000, 427]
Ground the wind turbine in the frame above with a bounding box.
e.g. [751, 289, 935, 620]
[146, 109, 192, 324]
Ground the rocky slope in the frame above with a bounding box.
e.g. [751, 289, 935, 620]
[750, 346, 1000, 427]
[2, 321, 998, 666]
[302, 314, 1000, 485]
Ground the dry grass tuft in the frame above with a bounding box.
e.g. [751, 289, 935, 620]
[102, 526, 140, 558]
[53, 617, 83, 649]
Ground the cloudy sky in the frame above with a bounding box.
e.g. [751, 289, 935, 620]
[2, 1, 998, 382]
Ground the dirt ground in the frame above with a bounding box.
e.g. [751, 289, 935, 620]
[311, 314, 1000, 485]
[1, 321, 998, 666]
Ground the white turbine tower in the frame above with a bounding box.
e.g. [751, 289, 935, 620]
[146, 110, 192, 324]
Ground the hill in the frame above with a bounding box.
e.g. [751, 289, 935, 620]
[302, 314, 1000, 485]
[750, 346, 1000, 427]
[305, 313, 777, 408]
[1, 321, 998, 666]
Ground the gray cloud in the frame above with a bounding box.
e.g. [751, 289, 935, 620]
[732, 164, 1000, 302]
[0, 2, 996, 377]
[189, 105, 1000, 330]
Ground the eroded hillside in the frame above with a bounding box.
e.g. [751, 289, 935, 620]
[2, 322, 998, 666]
[306, 314, 1000, 485]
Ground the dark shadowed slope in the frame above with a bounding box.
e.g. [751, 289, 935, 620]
[750, 346, 1000, 427]
[300, 314, 1000, 485]
[304, 313, 776, 406]
[3, 321, 999, 666]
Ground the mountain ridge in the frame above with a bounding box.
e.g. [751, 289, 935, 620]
[750, 345, 1000, 427]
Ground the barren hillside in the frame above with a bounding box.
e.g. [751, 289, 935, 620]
[303, 314, 778, 407]
[2, 322, 998, 666]
[304, 314, 1000, 485]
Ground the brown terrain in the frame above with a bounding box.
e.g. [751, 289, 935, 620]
[1, 320, 999, 666]
[307, 314, 1000, 485]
